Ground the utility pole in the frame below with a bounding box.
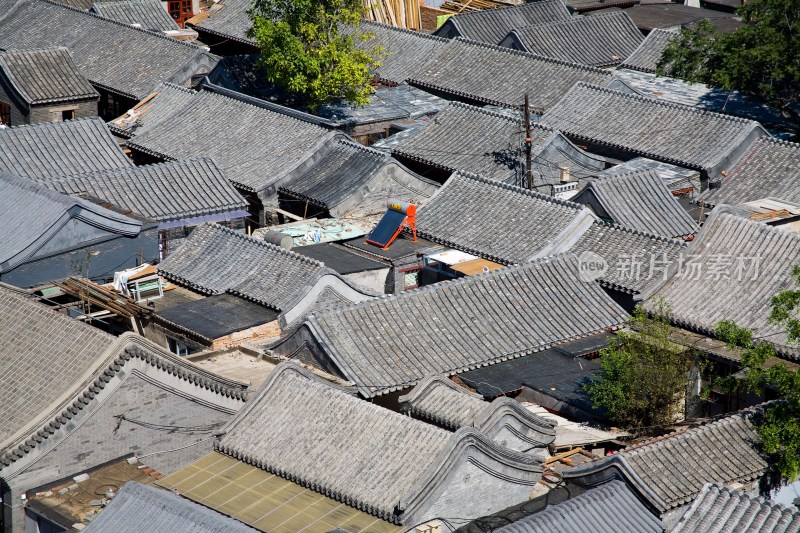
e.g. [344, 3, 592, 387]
[524, 93, 532, 190]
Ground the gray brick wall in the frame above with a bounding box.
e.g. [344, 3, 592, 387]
[0, 79, 98, 126]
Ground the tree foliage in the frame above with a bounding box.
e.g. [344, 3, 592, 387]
[585, 305, 698, 435]
[657, 0, 800, 137]
[247, 0, 382, 110]
[714, 265, 800, 483]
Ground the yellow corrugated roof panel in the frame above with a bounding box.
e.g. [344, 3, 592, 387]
[158, 452, 401, 533]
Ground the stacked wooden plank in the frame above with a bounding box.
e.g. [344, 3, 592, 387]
[364, 0, 421, 29]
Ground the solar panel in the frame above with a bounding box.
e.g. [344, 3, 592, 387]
[365, 208, 407, 248]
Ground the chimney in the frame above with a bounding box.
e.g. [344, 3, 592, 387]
[559, 165, 572, 183]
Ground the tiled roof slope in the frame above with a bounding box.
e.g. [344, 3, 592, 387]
[392, 102, 606, 184]
[127, 89, 330, 193]
[83, 481, 257, 533]
[495, 481, 664, 533]
[91, 0, 180, 32]
[563, 411, 767, 512]
[0, 286, 114, 450]
[217, 362, 543, 524]
[44, 158, 248, 224]
[354, 21, 449, 85]
[574, 169, 699, 238]
[0, 172, 142, 272]
[619, 28, 678, 74]
[700, 138, 800, 207]
[567, 222, 687, 294]
[641, 207, 800, 359]
[502, 12, 644, 68]
[0, 47, 97, 105]
[398, 375, 557, 446]
[435, 1, 571, 45]
[0, 0, 217, 100]
[192, 0, 254, 45]
[670, 484, 800, 533]
[542, 83, 766, 175]
[407, 38, 611, 111]
[278, 140, 389, 208]
[415, 171, 596, 264]
[273, 254, 628, 397]
[157, 223, 356, 313]
[0, 118, 133, 180]
[108, 82, 196, 138]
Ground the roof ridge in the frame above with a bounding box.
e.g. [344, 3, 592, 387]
[590, 219, 687, 246]
[569, 81, 762, 126]
[514, 9, 635, 30]
[0, 115, 105, 132]
[623, 411, 753, 454]
[0, 46, 71, 56]
[335, 138, 390, 159]
[360, 19, 450, 43]
[53, 156, 218, 182]
[446, 0, 563, 21]
[451, 170, 584, 210]
[452, 36, 610, 76]
[38, 0, 210, 52]
[447, 100, 529, 123]
[157, 81, 197, 94]
[205, 223, 328, 268]
[310, 252, 583, 319]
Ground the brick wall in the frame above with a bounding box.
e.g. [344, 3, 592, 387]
[420, 5, 449, 32]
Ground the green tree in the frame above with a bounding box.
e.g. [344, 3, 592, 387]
[657, 0, 800, 138]
[247, 0, 382, 111]
[585, 305, 699, 435]
[714, 265, 800, 482]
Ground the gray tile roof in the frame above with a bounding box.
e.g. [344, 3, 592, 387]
[641, 207, 800, 359]
[1, 311, 247, 471]
[574, 169, 699, 238]
[127, 89, 331, 193]
[398, 375, 557, 446]
[0, 117, 134, 180]
[108, 82, 196, 138]
[157, 223, 365, 313]
[0, 286, 115, 452]
[0, 172, 142, 272]
[434, 1, 571, 45]
[272, 254, 629, 397]
[567, 221, 687, 294]
[700, 138, 800, 207]
[83, 481, 257, 533]
[279, 139, 439, 217]
[619, 28, 678, 74]
[279, 140, 388, 208]
[0, 47, 97, 105]
[217, 362, 543, 524]
[350, 21, 449, 86]
[0, 0, 217, 100]
[495, 480, 664, 533]
[563, 411, 768, 513]
[192, 0, 254, 45]
[501, 11, 644, 68]
[44, 158, 248, 224]
[408, 38, 612, 110]
[316, 83, 446, 127]
[391, 102, 606, 184]
[415, 171, 596, 264]
[90, 0, 180, 32]
[541, 82, 766, 176]
[600, 157, 702, 194]
[670, 484, 800, 533]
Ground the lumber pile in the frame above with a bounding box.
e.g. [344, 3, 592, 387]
[363, 0, 421, 29]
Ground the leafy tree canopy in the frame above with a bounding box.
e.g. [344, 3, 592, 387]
[247, 0, 382, 111]
[715, 265, 800, 483]
[585, 304, 699, 436]
[657, 0, 800, 138]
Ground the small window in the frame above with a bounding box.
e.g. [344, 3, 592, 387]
[167, 337, 191, 357]
[399, 266, 421, 291]
[62, 109, 75, 121]
[0, 101, 10, 126]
